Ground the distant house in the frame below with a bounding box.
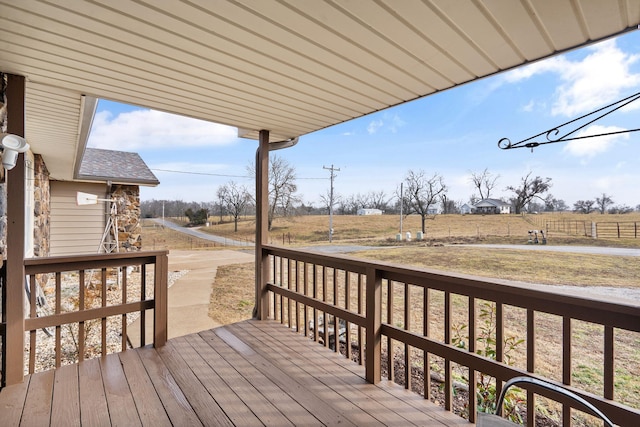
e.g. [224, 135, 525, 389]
[357, 208, 382, 216]
[473, 198, 511, 214]
[427, 207, 439, 215]
[460, 203, 476, 215]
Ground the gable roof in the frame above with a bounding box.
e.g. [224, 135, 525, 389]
[77, 148, 159, 187]
[475, 198, 510, 208]
[2, 2, 639, 181]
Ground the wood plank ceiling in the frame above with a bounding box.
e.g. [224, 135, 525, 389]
[1, 0, 639, 180]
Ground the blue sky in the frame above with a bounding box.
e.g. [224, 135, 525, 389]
[88, 31, 640, 208]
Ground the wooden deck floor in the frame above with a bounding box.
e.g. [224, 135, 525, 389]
[0, 320, 467, 426]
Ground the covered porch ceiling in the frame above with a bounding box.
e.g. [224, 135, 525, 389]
[1, 1, 639, 181]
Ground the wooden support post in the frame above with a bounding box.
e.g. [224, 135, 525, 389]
[365, 266, 381, 383]
[255, 130, 269, 320]
[153, 251, 168, 347]
[4, 74, 26, 386]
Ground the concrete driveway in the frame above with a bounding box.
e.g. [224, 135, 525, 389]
[128, 249, 254, 347]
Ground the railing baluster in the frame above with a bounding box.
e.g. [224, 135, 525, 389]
[423, 287, 430, 400]
[313, 264, 318, 343]
[79, 270, 86, 361]
[280, 257, 285, 324]
[345, 271, 351, 360]
[287, 258, 292, 329]
[295, 260, 300, 334]
[358, 273, 363, 365]
[604, 325, 614, 400]
[444, 291, 452, 411]
[387, 280, 394, 381]
[527, 309, 536, 426]
[29, 273, 37, 374]
[333, 268, 338, 353]
[121, 267, 128, 352]
[365, 266, 381, 384]
[101, 268, 107, 356]
[55, 271, 61, 368]
[563, 316, 572, 426]
[495, 302, 504, 400]
[303, 262, 308, 338]
[468, 296, 477, 423]
[404, 282, 411, 390]
[322, 266, 328, 347]
[140, 264, 146, 347]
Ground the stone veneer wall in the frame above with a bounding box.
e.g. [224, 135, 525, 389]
[33, 154, 50, 257]
[110, 184, 141, 251]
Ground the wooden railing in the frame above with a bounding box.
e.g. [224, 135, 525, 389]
[262, 245, 640, 426]
[1, 251, 168, 385]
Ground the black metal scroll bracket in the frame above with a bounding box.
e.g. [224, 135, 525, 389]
[498, 91, 640, 151]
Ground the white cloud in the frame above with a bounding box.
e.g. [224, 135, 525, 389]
[387, 113, 406, 133]
[562, 124, 629, 159]
[88, 109, 238, 150]
[521, 100, 535, 112]
[502, 39, 640, 117]
[367, 119, 383, 134]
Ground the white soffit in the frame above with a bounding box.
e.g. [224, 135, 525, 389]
[0, 1, 639, 179]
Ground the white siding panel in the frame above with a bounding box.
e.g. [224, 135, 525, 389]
[50, 181, 107, 256]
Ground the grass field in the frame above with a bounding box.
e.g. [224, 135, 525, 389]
[198, 212, 640, 248]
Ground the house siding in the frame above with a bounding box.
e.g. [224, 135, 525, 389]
[50, 181, 106, 256]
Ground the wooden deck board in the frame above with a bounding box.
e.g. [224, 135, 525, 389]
[100, 353, 142, 427]
[51, 363, 81, 427]
[185, 333, 296, 427]
[21, 369, 54, 426]
[157, 340, 234, 426]
[78, 358, 110, 427]
[0, 373, 30, 426]
[0, 319, 467, 426]
[199, 329, 323, 426]
[118, 349, 172, 427]
[135, 346, 203, 426]
[231, 320, 429, 426]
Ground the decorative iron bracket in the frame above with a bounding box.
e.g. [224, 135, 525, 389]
[498, 91, 640, 151]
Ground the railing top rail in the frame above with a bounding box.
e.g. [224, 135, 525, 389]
[263, 245, 640, 332]
[24, 250, 169, 274]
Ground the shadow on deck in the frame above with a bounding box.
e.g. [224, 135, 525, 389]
[0, 320, 465, 426]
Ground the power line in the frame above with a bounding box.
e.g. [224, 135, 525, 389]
[152, 168, 327, 180]
[152, 168, 248, 178]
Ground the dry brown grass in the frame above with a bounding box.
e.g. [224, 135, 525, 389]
[199, 213, 640, 248]
[140, 219, 222, 250]
[353, 246, 640, 288]
[208, 262, 255, 325]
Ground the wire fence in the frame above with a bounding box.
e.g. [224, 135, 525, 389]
[530, 217, 640, 239]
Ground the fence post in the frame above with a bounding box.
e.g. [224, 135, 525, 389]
[365, 266, 381, 384]
[592, 222, 597, 239]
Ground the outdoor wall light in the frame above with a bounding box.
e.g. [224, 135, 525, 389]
[0, 133, 29, 170]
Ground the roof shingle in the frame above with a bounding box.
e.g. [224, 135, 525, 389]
[78, 148, 159, 186]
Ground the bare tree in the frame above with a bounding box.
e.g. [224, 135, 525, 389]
[440, 193, 458, 214]
[217, 181, 251, 232]
[506, 173, 552, 214]
[574, 200, 595, 214]
[248, 155, 299, 230]
[595, 193, 614, 214]
[470, 168, 499, 200]
[319, 189, 341, 213]
[402, 170, 447, 233]
[367, 190, 389, 211]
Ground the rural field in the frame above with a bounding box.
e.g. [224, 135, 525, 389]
[141, 213, 640, 425]
[196, 212, 640, 248]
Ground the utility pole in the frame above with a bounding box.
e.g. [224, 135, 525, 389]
[323, 164, 340, 242]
